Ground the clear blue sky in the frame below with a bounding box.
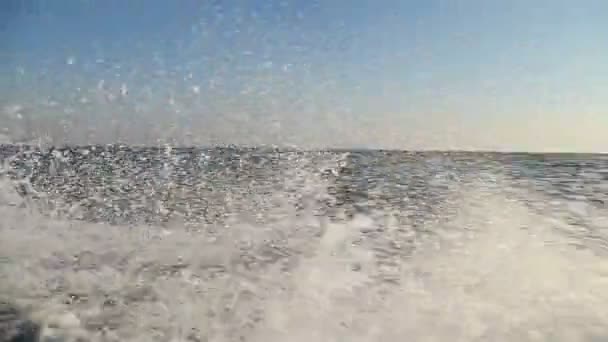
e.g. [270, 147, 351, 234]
[1, 0, 607, 151]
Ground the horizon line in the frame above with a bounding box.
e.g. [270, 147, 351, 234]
[0, 143, 605, 156]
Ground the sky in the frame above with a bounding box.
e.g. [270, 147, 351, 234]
[1, 0, 607, 152]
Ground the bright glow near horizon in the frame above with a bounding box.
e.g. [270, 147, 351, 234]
[1, 0, 607, 152]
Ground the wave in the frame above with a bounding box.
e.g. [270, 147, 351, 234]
[1, 152, 608, 341]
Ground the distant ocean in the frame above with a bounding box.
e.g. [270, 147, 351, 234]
[1, 145, 608, 342]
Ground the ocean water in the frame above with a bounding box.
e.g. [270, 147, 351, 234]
[1, 146, 608, 341]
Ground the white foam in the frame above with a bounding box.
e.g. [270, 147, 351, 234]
[251, 182, 608, 342]
[1, 175, 608, 341]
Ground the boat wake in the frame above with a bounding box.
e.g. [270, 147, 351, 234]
[1, 155, 608, 341]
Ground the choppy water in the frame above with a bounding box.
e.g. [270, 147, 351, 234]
[1, 146, 608, 341]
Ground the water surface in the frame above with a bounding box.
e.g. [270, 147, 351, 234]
[1, 146, 607, 341]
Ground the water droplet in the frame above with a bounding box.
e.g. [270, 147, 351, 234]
[120, 84, 128, 97]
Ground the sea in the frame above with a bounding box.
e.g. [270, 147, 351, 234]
[1, 145, 608, 342]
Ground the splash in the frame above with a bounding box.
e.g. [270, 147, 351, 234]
[251, 181, 608, 342]
[1, 159, 608, 341]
